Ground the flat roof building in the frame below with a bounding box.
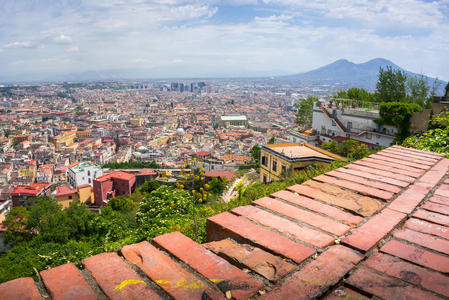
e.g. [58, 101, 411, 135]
[219, 115, 248, 128]
[260, 143, 346, 183]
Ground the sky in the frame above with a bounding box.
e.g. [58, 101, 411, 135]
[0, 0, 448, 80]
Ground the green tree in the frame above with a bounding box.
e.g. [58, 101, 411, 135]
[321, 139, 373, 160]
[347, 88, 374, 101]
[406, 75, 431, 108]
[107, 196, 138, 212]
[376, 102, 422, 142]
[445, 82, 449, 97]
[138, 180, 161, 194]
[296, 96, 318, 129]
[208, 177, 226, 195]
[2, 207, 31, 244]
[321, 140, 339, 154]
[268, 136, 276, 144]
[376, 66, 407, 102]
[103, 161, 158, 169]
[177, 160, 212, 241]
[335, 88, 375, 102]
[250, 145, 261, 163]
[26, 196, 70, 244]
[64, 201, 95, 240]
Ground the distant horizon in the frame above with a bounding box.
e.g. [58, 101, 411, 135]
[1, 1, 448, 82]
[1, 57, 447, 85]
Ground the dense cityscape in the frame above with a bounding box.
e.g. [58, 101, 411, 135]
[1, 0, 449, 299]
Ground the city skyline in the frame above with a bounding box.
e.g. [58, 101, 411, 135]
[1, 0, 449, 80]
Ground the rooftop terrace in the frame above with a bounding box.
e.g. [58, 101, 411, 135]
[1, 145, 449, 299]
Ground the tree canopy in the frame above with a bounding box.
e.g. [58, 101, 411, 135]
[376, 66, 407, 102]
[335, 88, 375, 102]
[295, 96, 318, 129]
[321, 139, 375, 160]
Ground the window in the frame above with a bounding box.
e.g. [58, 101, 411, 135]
[263, 175, 267, 184]
[332, 120, 336, 126]
[347, 122, 352, 130]
[261, 156, 267, 167]
[68, 196, 72, 199]
[282, 165, 286, 175]
[366, 133, 372, 139]
[88, 170, 90, 176]
[272, 160, 277, 172]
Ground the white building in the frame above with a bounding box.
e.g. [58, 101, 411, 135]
[67, 162, 103, 188]
[282, 130, 318, 146]
[312, 102, 397, 148]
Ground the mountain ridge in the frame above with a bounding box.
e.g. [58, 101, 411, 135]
[282, 58, 445, 94]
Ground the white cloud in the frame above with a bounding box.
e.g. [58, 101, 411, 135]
[0, 0, 448, 79]
[54, 34, 72, 43]
[3, 41, 33, 49]
[66, 46, 79, 52]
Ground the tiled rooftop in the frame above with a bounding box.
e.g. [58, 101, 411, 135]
[263, 143, 346, 162]
[1, 145, 449, 299]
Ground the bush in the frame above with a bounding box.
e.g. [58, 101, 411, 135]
[103, 161, 158, 169]
[136, 186, 193, 240]
[107, 196, 138, 212]
[138, 180, 161, 194]
[321, 140, 376, 160]
[208, 177, 226, 195]
[402, 111, 449, 156]
[375, 102, 422, 142]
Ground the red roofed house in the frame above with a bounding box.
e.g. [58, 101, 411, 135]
[93, 171, 136, 205]
[205, 170, 237, 181]
[52, 185, 78, 208]
[10, 182, 51, 207]
[193, 151, 211, 158]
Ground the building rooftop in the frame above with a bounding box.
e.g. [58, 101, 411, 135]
[138, 168, 157, 176]
[220, 115, 247, 121]
[70, 162, 102, 173]
[10, 182, 51, 196]
[263, 142, 347, 162]
[205, 170, 237, 181]
[54, 185, 77, 197]
[194, 151, 211, 157]
[94, 170, 135, 182]
[2, 146, 449, 299]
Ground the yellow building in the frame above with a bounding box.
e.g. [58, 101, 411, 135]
[53, 131, 77, 150]
[53, 185, 79, 208]
[76, 130, 92, 139]
[260, 143, 347, 183]
[130, 117, 144, 127]
[53, 184, 94, 208]
[78, 184, 94, 204]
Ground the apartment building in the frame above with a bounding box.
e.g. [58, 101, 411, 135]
[312, 102, 397, 148]
[67, 162, 103, 188]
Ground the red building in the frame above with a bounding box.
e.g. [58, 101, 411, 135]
[10, 182, 51, 207]
[93, 171, 136, 205]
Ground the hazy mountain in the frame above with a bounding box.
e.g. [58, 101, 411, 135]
[1, 58, 445, 96]
[283, 58, 446, 94]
